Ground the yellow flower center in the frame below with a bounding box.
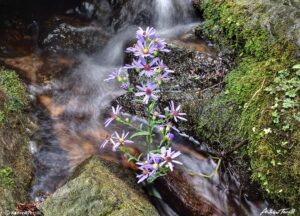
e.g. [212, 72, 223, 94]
[152, 163, 158, 169]
[143, 48, 149, 54]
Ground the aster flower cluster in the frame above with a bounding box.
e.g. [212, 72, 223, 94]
[103, 27, 187, 184]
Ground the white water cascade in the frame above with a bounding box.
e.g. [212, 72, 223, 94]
[154, 0, 195, 29]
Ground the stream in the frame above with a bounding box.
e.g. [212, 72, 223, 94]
[7, 0, 270, 215]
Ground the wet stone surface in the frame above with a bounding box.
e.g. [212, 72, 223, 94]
[40, 15, 110, 54]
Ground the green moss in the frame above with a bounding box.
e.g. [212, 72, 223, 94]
[41, 157, 159, 216]
[0, 67, 32, 214]
[0, 67, 28, 125]
[0, 166, 14, 188]
[200, 0, 297, 60]
[196, 0, 300, 207]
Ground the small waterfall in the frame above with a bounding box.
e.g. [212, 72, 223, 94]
[154, 0, 196, 29]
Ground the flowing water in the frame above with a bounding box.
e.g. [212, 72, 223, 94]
[27, 0, 269, 215]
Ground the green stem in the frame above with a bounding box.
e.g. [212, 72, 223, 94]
[187, 157, 222, 179]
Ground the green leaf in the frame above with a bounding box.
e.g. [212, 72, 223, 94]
[271, 159, 276, 166]
[130, 131, 150, 138]
[282, 98, 296, 108]
[292, 64, 300, 69]
[294, 112, 300, 122]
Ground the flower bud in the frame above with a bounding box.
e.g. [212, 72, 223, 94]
[135, 68, 141, 73]
[152, 163, 158, 169]
[159, 127, 165, 132]
[117, 76, 122, 82]
[155, 68, 162, 74]
[153, 51, 158, 57]
[167, 132, 174, 141]
[166, 126, 170, 132]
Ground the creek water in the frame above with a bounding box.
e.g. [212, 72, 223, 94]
[27, 0, 269, 215]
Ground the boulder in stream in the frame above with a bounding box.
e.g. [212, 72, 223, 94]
[41, 156, 159, 216]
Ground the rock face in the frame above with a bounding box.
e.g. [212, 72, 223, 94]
[0, 68, 34, 215]
[40, 16, 110, 54]
[41, 156, 159, 216]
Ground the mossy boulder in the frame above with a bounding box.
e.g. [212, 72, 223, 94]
[190, 0, 300, 207]
[41, 156, 159, 216]
[0, 67, 28, 123]
[0, 67, 34, 215]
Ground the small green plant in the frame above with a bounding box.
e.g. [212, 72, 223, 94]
[265, 64, 300, 131]
[0, 166, 14, 188]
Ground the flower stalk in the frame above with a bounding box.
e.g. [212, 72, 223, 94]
[103, 27, 186, 184]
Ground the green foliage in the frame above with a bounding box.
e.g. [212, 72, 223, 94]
[200, 0, 297, 61]
[0, 67, 28, 125]
[0, 166, 14, 188]
[197, 0, 300, 207]
[265, 66, 300, 131]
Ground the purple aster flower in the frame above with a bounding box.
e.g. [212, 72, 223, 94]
[153, 38, 170, 53]
[126, 39, 156, 58]
[166, 101, 187, 122]
[161, 121, 180, 133]
[152, 111, 166, 120]
[136, 154, 151, 168]
[104, 105, 122, 127]
[136, 154, 160, 170]
[135, 80, 160, 104]
[136, 154, 161, 183]
[155, 59, 174, 74]
[100, 134, 115, 149]
[104, 68, 123, 82]
[155, 72, 171, 84]
[125, 57, 158, 77]
[136, 27, 157, 41]
[159, 147, 182, 171]
[136, 167, 153, 184]
[139, 57, 159, 77]
[112, 131, 134, 151]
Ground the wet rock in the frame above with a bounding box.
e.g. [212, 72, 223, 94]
[40, 16, 110, 54]
[108, 0, 153, 32]
[0, 68, 34, 215]
[40, 156, 159, 216]
[0, 18, 36, 58]
[1, 53, 77, 84]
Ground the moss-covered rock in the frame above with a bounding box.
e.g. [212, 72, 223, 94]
[0, 67, 33, 215]
[0, 67, 28, 124]
[41, 156, 159, 216]
[191, 0, 300, 208]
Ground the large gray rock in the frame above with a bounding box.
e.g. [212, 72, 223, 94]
[41, 156, 159, 216]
